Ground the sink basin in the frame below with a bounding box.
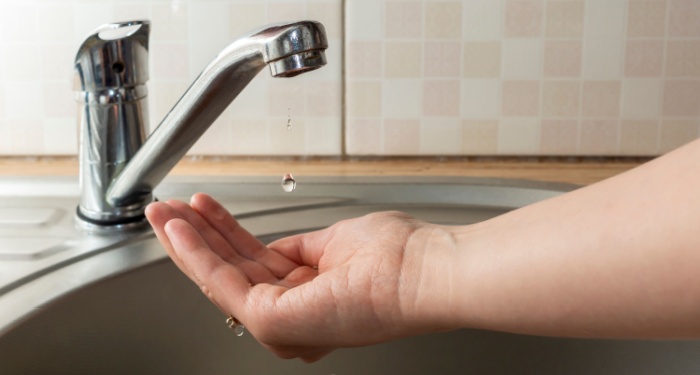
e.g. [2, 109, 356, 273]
[1, 176, 698, 374]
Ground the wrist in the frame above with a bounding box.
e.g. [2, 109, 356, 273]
[399, 222, 482, 333]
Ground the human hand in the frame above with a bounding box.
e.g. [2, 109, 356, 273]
[145, 193, 453, 362]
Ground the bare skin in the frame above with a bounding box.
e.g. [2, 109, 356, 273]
[146, 138, 700, 362]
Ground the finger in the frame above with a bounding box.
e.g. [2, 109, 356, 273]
[266, 227, 332, 268]
[145, 202, 194, 279]
[190, 193, 299, 277]
[164, 218, 250, 318]
[165, 199, 278, 285]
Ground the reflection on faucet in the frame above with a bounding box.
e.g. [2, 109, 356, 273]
[74, 20, 328, 229]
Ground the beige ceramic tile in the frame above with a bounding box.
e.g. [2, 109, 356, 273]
[545, 1, 584, 38]
[463, 41, 501, 78]
[423, 80, 460, 117]
[579, 120, 619, 155]
[347, 81, 382, 117]
[505, 0, 543, 38]
[542, 81, 580, 117]
[498, 118, 541, 154]
[620, 120, 658, 155]
[383, 79, 422, 118]
[543, 41, 582, 77]
[660, 119, 699, 153]
[424, 41, 461, 78]
[540, 119, 578, 155]
[625, 40, 664, 77]
[230, 120, 269, 155]
[346, 118, 382, 154]
[663, 80, 700, 116]
[384, 119, 420, 155]
[462, 120, 499, 154]
[425, 2, 462, 39]
[385, 42, 422, 78]
[666, 40, 700, 78]
[502, 80, 540, 117]
[420, 119, 462, 154]
[582, 81, 621, 117]
[347, 41, 383, 78]
[622, 79, 661, 118]
[385, 1, 422, 39]
[627, 1, 667, 38]
[152, 2, 188, 41]
[668, 0, 700, 37]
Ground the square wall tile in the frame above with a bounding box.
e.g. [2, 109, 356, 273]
[499, 118, 541, 154]
[502, 81, 540, 117]
[384, 119, 420, 155]
[663, 80, 700, 116]
[620, 120, 658, 155]
[463, 42, 501, 78]
[385, 1, 422, 39]
[580, 120, 619, 155]
[625, 40, 664, 77]
[384, 79, 422, 118]
[583, 38, 623, 79]
[425, 41, 461, 78]
[461, 80, 500, 119]
[542, 81, 580, 117]
[423, 80, 461, 117]
[627, 1, 667, 38]
[425, 2, 462, 39]
[622, 79, 661, 118]
[505, 1, 543, 38]
[462, 120, 499, 154]
[660, 119, 699, 153]
[582, 81, 621, 117]
[545, 1, 584, 38]
[346, 118, 382, 155]
[543, 41, 582, 77]
[669, 0, 700, 37]
[420, 119, 462, 154]
[385, 42, 422, 78]
[666, 40, 700, 78]
[463, 0, 502, 40]
[503, 39, 543, 79]
[541, 119, 578, 155]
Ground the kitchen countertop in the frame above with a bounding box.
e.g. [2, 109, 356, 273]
[0, 157, 646, 186]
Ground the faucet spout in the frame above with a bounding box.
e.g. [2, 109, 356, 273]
[75, 20, 327, 228]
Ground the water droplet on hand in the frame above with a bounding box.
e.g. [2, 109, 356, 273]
[234, 324, 245, 337]
[281, 173, 296, 193]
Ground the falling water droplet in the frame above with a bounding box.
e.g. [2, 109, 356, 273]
[287, 107, 292, 130]
[281, 173, 296, 193]
[234, 324, 245, 337]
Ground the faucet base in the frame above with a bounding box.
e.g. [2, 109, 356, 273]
[75, 206, 149, 232]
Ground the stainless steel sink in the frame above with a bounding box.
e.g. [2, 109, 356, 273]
[1, 176, 698, 374]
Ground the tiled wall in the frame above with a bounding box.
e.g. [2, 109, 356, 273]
[0, 0, 699, 157]
[346, 0, 700, 155]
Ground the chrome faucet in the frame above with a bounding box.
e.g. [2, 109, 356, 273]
[74, 20, 328, 229]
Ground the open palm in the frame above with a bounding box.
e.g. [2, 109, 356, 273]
[145, 193, 436, 362]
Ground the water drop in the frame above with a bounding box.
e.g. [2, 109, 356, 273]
[281, 173, 296, 193]
[234, 324, 245, 337]
[287, 107, 292, 130]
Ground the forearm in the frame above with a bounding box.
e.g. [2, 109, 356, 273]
[443, 139, 700, 338]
